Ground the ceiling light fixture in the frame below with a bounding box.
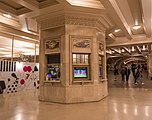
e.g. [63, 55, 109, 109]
[121, 49, 125, 52]
[114, 29, 120, 32]
[132, 46, 135, 51]
[142, 45, 146, 50]
[133, 25, 141, 30]
[108, 33, 113, 37]
[3, 13, 12, 18]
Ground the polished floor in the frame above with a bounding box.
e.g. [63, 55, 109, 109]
[0, 71, 152, 120]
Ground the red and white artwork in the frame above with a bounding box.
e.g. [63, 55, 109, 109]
[0, 62, 39, 94]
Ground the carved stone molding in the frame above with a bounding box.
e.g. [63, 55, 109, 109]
[71, 35, 92, 53]
[39, 13, 106, 31]
[65, 15, 105, 31]
[45, 38, 60, 54]
[40, 15, 65, 30]
[98, 41, 104, 55]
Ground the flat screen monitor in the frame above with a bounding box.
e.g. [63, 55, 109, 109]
[74, 67, 88, 78]
[99, 66, 102, 77]
[47, 65, 60, 80]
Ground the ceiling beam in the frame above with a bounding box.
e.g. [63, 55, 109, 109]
[123, 47, 131, 55]
[116, 0, 134, 25]
[0, 23, 39, 40]
[0, 32, 39, 44]
[107, 35, 152, 47]
[135, 46, 141, 54]
[106, 26, 118, 34]
[107, 33, 116, 41]
[141, 0, 151, 37]
[11, 0, 39, 11]
[110, 48, 123, 55]
[0, 2, 17, 15]
[100, 0, 132, 40]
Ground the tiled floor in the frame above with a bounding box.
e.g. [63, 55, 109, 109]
[0, 70, 152, 120]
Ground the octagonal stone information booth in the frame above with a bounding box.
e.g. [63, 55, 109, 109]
[37, 9, 108, 103]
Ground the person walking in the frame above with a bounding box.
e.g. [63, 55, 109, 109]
[120, 65, 125, 82]
[134, 65, 144, 85]
[114, 65, 119, 81]
[131, 63, 136, 80]
[125, 65, 130, 83]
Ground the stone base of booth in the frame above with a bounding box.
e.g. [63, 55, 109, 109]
[39, 81, 108, 103]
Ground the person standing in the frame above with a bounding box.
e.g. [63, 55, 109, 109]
[134, 65, 144, 85]
[131, 63, 136, 80]
[125, 65, 130, 82]
[120, 65, 125, 82]
[114, 65, 119, 81]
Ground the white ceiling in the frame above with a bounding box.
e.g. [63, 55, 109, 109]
[0, 0, 151, 58]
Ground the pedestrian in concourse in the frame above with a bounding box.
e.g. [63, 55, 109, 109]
[125, 64, 130, 83]
[120, 65, 125, 82]
[131, 63, 136, 80]
[114, 65, 119, 81]
[134, 65, 144, 85]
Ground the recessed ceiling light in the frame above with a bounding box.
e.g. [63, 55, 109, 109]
[114, 29, 120, 32]
[142, 45, 146, 50]
[121, 49, 125, 52]
[3, 13, 12, 18]
[108, 33, 113, 37]
[133, 25, 141, 30]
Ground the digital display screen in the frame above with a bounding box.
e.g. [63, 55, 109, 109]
[47, 73, 52, 78]
[99, 66, 102, 77]
[47, 65, 60, 80]
[74, 67, 88, 78]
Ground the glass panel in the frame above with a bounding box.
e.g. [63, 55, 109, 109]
[85, 54, 88, 64]
[76, 54, 81, 64]
[73, 54, 77, 64]
[80, 54, 85, 64]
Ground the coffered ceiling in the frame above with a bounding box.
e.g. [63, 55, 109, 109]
[0, 0, 151, 59]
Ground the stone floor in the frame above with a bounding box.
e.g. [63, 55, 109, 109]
[0, 70, 152, 120]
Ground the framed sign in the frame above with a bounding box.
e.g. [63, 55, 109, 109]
[45, 39, 60, 54]
[71, 36, 92, 53]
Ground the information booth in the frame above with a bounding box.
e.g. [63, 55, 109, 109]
[38, 11, 108, 103]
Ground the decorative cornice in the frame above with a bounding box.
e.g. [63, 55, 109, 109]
[64, 14, 106, 32]
[38, 13, 106, 32]
[40, 15, 65, 30]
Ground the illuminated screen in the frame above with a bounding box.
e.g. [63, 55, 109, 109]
[74, 67, 88, 78]
[99, 66, 102, 77]
[47, 73, 52, 78]
[47, 65, 60, 80]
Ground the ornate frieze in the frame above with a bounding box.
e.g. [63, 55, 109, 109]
[45, 38, 60, 54]
[65, 15, 105, 31]
[39, 14, 105, 31]
[71, 35, 92, 53]
[40, 16, 65, 30]
[73, 39, 90, 48]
